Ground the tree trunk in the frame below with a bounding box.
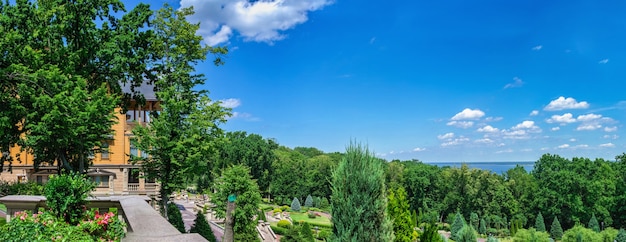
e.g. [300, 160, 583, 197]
[223, 200, 236, 242]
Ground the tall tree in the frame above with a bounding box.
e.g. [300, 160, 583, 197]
[589, 213, 600, 232]
[0, 0, 153, 173]
[535, 212, 546, 232]
[331, 143, 393, 241]
[190, 212, 217, 242]
[130, 4, 229, 218]
[387, 187, 414, 242]
[212, 165, 261, 242]
[550, 216, 563, 240]
[451, 212, 466, 241]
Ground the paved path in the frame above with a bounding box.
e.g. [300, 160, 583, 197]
[173, 199, 224, 242]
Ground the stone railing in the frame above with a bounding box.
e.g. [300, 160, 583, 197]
[127, 183, 139, 191]
[0, 195, 207, 242]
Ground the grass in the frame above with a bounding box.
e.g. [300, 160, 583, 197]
[0, 204, 5, 212]
[289, 212, 332, 228]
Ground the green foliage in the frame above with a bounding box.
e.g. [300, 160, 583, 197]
[420, 222, 444, 242]
[487, 235, 499, 242]
[271, 225, 288, 235]
[330, 142, 394, 241]
[456, 224, 477, 242]
[513, 228, 551, 242]
[0, 181, 44, 196]
[470, 212, 479, 230]
[211, 165, 261, 240]
[281, 224, 304, 242]
[450, 212, 465, 241]
[479, 218, 487, 235]
[190, 212, 216, 242]
[258, 209, 267, 222]
[167, 203, 186, 233]
[562, 225, 602, 242]
[291, 197, 302, 212]
[589, 213, 600, 232]
[314, 196, 322, 208]
[320, 197, 329, 208]
[388, 186, 413, 242]
[305, 195, 314, 207]
[318, 229, 332, 240]
[44, 173, 95, 225]
[550, 216, 563, 240]
[273, 208, 282, 214]
[616, 228, 626, 242]
[535, 212, 546, 232]
[301, 222, 315, 242]
[600, 227, 618, 242]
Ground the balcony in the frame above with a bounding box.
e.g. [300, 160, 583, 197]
[125, 183, 158, 195]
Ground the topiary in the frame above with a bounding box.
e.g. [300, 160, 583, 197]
[291, 197, 301, 212]
[190, 212, 216, 242]
[305, 195, 313, 207]
[278, 219, 292, 228]
[167, 203, 186, 233]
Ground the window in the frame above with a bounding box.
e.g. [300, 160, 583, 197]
[36, 176, 43, 184]
[101, 142, 109, 159]
[128, 169, 140, 183]
[126, 110, 135, 122]
[145, 111, 151, 123]
[92, 176, 109, 188]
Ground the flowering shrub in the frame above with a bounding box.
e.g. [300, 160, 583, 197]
[80, 209, 126, 241]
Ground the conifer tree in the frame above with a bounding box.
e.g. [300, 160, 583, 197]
[535, 212, 546, 232]
[167, 203, 186, 233]
[479, 218, 487, 235]
[330, 142, 394, 241]
[190, 212, 216, 242]
[387, 187, 413, 242]
[487, 235, 499, 242]
[451, 212, 465, 241]
[588, 213, 600, 232]
[550, 216, 563, 240]
[305, 195, 313, 207]
[300, 222, 315, 242]
[291, 197, 301, 212]
[470, 212, 479, 231]
[616, 229, 626, 242]
[457, 224, 477, 242]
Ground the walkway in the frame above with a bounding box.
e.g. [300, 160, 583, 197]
[173, 199, 224, 242]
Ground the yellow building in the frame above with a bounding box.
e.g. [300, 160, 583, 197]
[0, 85, 160, 196]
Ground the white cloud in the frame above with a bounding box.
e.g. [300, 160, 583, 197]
[477, 125, 499, 133]
[544, 96, 590, 111]
[604, 134, 619, 139]
[484, 117, 503, 122]
[532, 45, 543, 51]
[551, 127, 560, 131]
[413, 147, 426, 152]
[599, 59, 609, 64]
[513, 121, 540, 131]
[437, 132, 455, 140]
[475, 138, 494, 144]
[530, 110, 539, 116]
[577, 124, 602, 131]
[605, 126, 618, 132]
[569, 138, 577, 142]
[441, 137, 469, 147]
[577, 113, 602, 122]
[546, 113, 576, 124]
[447, 121, 474, 129]
[495, 149, 514, 154]
[574, 144, 589, 149]
[219, 98, 242, 108]
[451, 108, 485, 120]
[504, 77, 524, 89]
[182, 0, 333, 46]
[502, 121, 541, 139]
[558, 144, 570, 149]
[600, 143, 615, 148]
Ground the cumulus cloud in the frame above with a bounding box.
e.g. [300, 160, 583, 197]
[569, 138, 577, 142]
[530, 110, 539, 116]
[544, 96, 590, 111]
[451, 108, 485, 120]
[218, 98, 242, 108]
[558, 144, 570, 149]
[574, 144, 589, 149]
[600, 143, 615, 148]
[604, 134, 619, 139]
[546, 113, 576, 124]
[576, 124, 602, 131]
[504, 77, 524, 89]
[532, 45, 543, 51]
[447, 121, 474, 129]
[437, 132, 455, 140]
[599, 59, 609, 64]
[502, 121, 541, 139]
[605, 126, 618, 132]
[441, 137, 469, 147]
[181, 0, 334, 46]
[577, 113, 602, 122]
[513, 121, 540, 130]
[477, 125, 499, 133]
[413, 147, 426, 152]
[475, 138, 494, 144]
[551, 127, 560, 131]
[484, 117, 503, 122]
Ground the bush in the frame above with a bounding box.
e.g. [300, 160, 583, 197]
[281, 205, 290, 211]
[616, 229, 626, 242]
[600, 227, 618, 242]
[301, 222, 314, 242]
[562, 225, 601, 242]
[167, 203, 186, 233]
[308, 212, 316, 219]
[513, 228, 551, 242]
[320, 197, 329, 208]
[190, 212, 216, 242]
[318, 229, 331, 240]
[456, 224, 477, 242]
[487, 235, 499, 242]
[278, 219, 292, 228]
[271, 225, 288, 235]
[487, 228, 498, 235]
[44, 173, 95, 225]
[305, 195, 313, 207]
[479, 218, 487, 234]
[421, 222, 444, 242]
[291, 197, 301, 212]
[497, 228, 510, 237]
[273, 208, 282, 214]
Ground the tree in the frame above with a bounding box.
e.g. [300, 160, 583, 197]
[589, 213, 600, 232]
[305, 194, 314, 207]
[190, 212, 216, 242]
[300, 222, 315, 242]
[291, 197, 302, 212]
[616, 229, 626, 242]
[456, 224, 477, 242]
[513, 228, 551, 242]
[130, 4, 229, 219]
[470, 212, 479, 231]
[330, 142, 394, 241]
[212, 165, 261, 242]
[420, 222, 444, 242]
[451, 212, 465, 241]
[167, 203, 186, 233]
[479, 218, 487, 235]
[550, 216, 563, 240]
[387, 187, 413, 242]
[44, 173, 95, 225]
[535, 212, 546, 232]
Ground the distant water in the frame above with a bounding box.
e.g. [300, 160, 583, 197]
[423, 161, 536, 175]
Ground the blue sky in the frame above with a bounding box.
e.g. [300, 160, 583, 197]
[125, 0, 626, 162]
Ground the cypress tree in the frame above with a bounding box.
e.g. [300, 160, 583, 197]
[330, 142, 394, 241]
[535, 212, 546, 232]
[616, 229, 626, 242]
[479, 218, 487, 235]
[588, 213, 600, 232]
[291, 197, 301, 212]
[300, 222, 314, 242]
[470, 212, 479, 231]
[550, 216, 563, 240]
[190, 212, 216, 242]
[167, 203, 186, 233]
[450, 212, 465, 241]
[387, 187, 413, 242]
[305, 195, 313, 207]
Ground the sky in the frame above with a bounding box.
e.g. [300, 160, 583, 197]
[123, 0, 626, 162]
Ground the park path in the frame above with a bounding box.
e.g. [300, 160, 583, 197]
[173, 199, 224, 242]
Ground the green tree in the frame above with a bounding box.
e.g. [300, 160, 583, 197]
[190, 212, 216, 242]
[0, 0, 153, 173]
[130, 4, 229, 219]
[479, 218, 487, 235]
[450, 212, 465, 241]
[291, 197, 302, 212]
[513, 228, 551, 242]
[420, 222, 444, 242]
[616, 229, 626, 242]
[300, 222, 315, 242]
[535, 212, 546, 232]
[387, 187, 413, 242]
[456, 224, 477, 242]
[589, 213, 600, 232]
[44, 173, 95, 225]
[212, 165, 261, 242]
[562, 225, 602, 242]
[470, 212, 479, 231]
[167, 203, 186, 233]
[550, 216, 563, 240]
[330, 142, 394, 241]
[305, 194, 314, 207]
[487, 235, 500, 242]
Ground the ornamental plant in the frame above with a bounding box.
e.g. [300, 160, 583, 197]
[291, 197, 301, 212]
[44, 172, 96, 225]
[305, 195, 313, 207]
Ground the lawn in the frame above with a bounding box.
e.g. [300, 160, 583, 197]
[289, 212, 332, 227]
